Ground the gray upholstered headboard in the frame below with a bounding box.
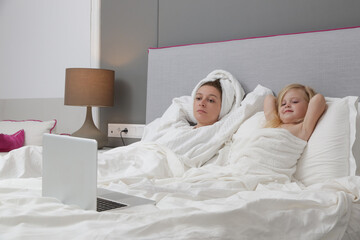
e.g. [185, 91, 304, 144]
[146, 26, 360, 124]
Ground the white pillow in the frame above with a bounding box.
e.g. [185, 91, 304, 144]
[354, 105, 360, 176]
[294, 96, 358, 186]
[0, 119, 57, 146]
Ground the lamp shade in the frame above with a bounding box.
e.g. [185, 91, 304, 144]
[65, 68, 114, 107]
[64, 68, 114, 149]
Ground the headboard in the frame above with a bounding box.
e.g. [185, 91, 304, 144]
[146, 26, 360, 123]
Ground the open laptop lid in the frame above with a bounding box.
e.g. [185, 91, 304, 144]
[42, 134, 98, 210]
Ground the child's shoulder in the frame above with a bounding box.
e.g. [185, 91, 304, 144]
[279, 122, 306, 141]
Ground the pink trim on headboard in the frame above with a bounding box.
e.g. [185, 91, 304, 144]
[2, 119, 57, 133]
[149, 26, 360, 50]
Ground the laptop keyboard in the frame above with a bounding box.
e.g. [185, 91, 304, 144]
[97, 197, 127, 212]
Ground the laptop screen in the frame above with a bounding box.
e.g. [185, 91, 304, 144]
[42, 134, 98, 210]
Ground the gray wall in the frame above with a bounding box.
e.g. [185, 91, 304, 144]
[100, 0, 158, 146]
[100, 0, 360, 146]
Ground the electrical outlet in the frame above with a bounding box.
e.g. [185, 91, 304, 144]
[108, 123, 145, 138]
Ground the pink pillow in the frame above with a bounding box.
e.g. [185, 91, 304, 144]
[0, 119, 56, 146]
[0, 129, 25, 152]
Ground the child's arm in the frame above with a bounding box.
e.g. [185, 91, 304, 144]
[264, 94, 277, 122]
[301, 94, 326, 140]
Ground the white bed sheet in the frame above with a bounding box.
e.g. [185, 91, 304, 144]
[0, 145, 359, 239]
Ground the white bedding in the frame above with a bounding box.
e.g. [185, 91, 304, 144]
[1, 116, 360, 239]
[228, 128, 307, 182]
[0, 146, 359, 239]
[0, 128, 360, 238]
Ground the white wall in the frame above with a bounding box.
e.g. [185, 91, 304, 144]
[0, 0, 102, 133]
[0, 0, 93, 99]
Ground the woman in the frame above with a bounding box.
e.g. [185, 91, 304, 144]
[192, 79, 222, 128]
[141, 70, 246, 168]
[189, 70, 244, 126]
[264, 83, 326, 141]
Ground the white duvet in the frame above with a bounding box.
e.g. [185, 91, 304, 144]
[228, 128, 307, 183]
[0, 148, 359, 240]
[0, 134, 359, 239]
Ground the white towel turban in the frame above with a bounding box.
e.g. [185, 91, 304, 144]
[190, 69, 245, 123]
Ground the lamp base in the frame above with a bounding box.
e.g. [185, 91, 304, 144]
[72, 106, 107, 149]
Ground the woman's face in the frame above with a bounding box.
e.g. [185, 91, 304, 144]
[278, 88, 309, 124]
[193, 85, 222, 127]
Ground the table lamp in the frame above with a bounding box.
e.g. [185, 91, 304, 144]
[64, 68, 114, 148]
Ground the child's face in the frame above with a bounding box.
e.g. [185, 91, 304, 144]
[278, 88, 308, 124]
[193, 85, 222, 127]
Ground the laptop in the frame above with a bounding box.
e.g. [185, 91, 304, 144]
[42, 133, 155, 212]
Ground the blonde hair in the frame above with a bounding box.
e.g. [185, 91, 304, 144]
[265, 83, 317, 128]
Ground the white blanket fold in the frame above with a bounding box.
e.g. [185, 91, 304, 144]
[0, 146, 42, 179]
[98, 142, 185, 181]
[229, 128, 307, 182]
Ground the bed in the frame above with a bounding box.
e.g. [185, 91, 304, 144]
[1, 26, 360, 239]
